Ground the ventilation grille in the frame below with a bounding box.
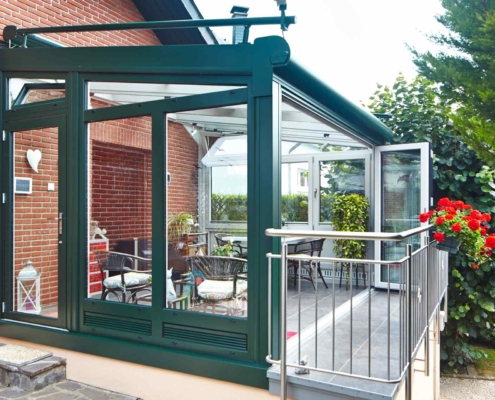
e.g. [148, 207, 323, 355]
[163, 324, 247, 351]
[84, 312, 151, 336]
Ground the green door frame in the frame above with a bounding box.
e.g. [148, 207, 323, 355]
[2, 111, 68, 330]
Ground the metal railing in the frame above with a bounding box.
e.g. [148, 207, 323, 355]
[265, 225, 449, 400]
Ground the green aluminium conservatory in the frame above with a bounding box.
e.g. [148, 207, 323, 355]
[0, 17, 437, 394]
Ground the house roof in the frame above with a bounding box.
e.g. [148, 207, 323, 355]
[132, 0, 218, 45]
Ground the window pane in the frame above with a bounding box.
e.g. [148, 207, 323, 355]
[87, 116, 152, 305]
[282, 162, 309, 224]
[166, 103, 248, 319]
[13, 127, 59, 318]
[320, 159, 365, 223]
[10, 79, 65, 108]
[211, 165, 247, 222]
[380, 150, 421, 282]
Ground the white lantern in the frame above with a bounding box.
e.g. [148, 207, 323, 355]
[17, 260, 41, 314]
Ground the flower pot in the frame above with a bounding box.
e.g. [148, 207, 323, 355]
[435, 237, 460, 254]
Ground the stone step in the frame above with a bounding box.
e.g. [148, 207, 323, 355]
[0, 344, 65, 392]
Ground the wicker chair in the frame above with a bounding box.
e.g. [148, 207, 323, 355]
[288, 238, 328, 290]
[184, 255, 248, 315]
[94, 250, 152, 303]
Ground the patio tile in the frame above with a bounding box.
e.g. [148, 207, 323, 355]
[53, 381, 82, 391]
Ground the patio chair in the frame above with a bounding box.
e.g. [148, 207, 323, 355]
[288, 238, 328, 290]
[94, 250, 152, 303]
[184, 255, 248, 316]
[214, 234, 248, 259]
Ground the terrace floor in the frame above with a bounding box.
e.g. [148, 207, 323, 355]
[271, 280, 406, 399]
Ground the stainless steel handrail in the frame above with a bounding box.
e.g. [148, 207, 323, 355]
[266, 224, 447, 400]
[265, 224, 433, 240]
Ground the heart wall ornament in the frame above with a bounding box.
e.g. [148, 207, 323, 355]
[26, 149, 42, 173]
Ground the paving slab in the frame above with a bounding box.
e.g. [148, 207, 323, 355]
[440, 377, 495, 400]
[0, 380, 138, 400]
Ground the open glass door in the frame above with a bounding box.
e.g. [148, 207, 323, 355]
[4, 115, 67, 328]
[374, 142, 432, 289]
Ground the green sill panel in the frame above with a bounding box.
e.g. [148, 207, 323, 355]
[0, 33, 392, 389]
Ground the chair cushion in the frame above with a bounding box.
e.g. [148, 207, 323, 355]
[104, 272, 151, 289]
[197, 279, 247, 301]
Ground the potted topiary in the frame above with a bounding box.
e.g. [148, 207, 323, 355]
[330, 193, 370, 289]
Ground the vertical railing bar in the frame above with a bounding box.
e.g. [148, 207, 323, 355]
[387, 262, 390, 381]
[368, 262, 372, 378]
[406, 244, 413, 400]
[333, 262, 336, 371]
[268, 256, 272, 359]
[425, 240, 429, 377]
[399, 259, 402, 375]
[350, 262, 353, 375]
[280, 239, 288, 400]
[315, 261, 318, 368]
[298, 259, 301, 366]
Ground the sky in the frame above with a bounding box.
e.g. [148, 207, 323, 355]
[194, 0, 447, 106]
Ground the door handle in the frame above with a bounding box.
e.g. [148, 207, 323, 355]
[48, 213, 63, 234]
[314, 188, 318, 199]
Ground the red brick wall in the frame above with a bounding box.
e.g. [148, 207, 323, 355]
[91, 140, 152, 251]
[14, 127, 59, 308]
[0, 0, 161, 47]
[88, 100, 199, 254]
[167, 120, 199, 218]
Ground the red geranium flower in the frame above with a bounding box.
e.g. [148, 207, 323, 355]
[436, 216, 446, 225]
[483, 213, 492, 222]
[446, 207, 457, 215]
[438, 198, 451, 207]
[485, 236, 495, 249]
[471, 263, 480, 270]
[433, 232, 445, 243]
[470, 210, 483, 220]
[481, 227, 488, 235]
[468, 219, 481, 231]
[462, 216, 470, 221]
[445, 214, 454, 221]
[463, 204, 473, 210]
[451, 223, 462, 233]
[419, 212, 430, 223]
[454, 200, 464, 209]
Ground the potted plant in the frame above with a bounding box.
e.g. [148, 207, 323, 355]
[167, 212, 196, 251]
[419, 198, 495, 267]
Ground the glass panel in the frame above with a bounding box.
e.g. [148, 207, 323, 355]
[13, 127, 59, 318]
[380, 150, 421, 283]
[282, 162, 309, 224]
[211, 165, 247, 222]
[166, 103, 248, 318]
[87, 82, 244, 110]
[10, 79, 65, 108]
[319, 159, 365, 223]
[87, 116, 152, 305]
[281, 98, 369, 149]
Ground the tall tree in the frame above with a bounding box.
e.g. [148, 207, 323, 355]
[412, 0, 495, 167]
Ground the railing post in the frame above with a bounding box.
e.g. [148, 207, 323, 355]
[280, 239, 288, 400]
[425, 237, 429, 377]
[406, 244, 413, 400]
